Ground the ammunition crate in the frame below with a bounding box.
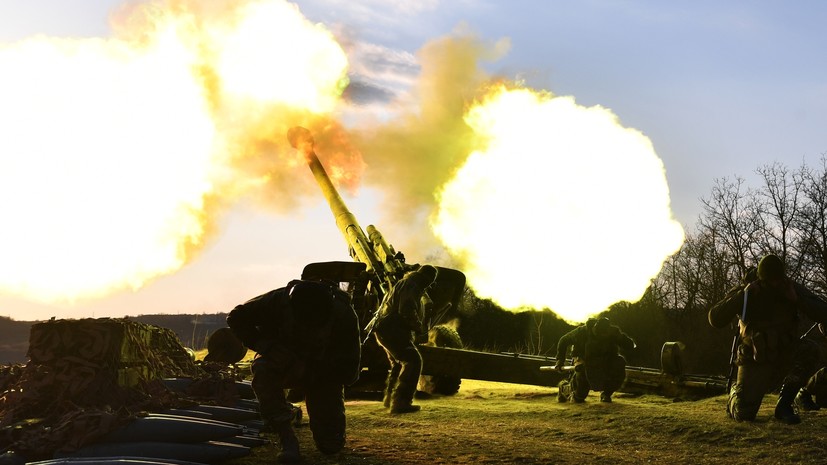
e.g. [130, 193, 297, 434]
[28, 318, 199, 387]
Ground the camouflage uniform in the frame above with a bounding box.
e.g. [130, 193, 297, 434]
[708, 254, 827, 424]
[796, 322, 827, 410]
[227, 280, 361, 462]
[795, 366, 826, 411]
[374, 265, 437, 413]
[555, 317, 635, 403]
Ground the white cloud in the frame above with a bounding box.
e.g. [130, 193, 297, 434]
[348, 41, 418, 88]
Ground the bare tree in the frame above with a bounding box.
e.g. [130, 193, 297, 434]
[754, 161, 806, 278]
[698, 176, 762, 276]
[650, 227, 736, 318]
[796, 155, 827, 295]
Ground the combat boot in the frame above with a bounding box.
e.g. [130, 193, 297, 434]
[795, 388, 820, 411]
[600, 391, 613, 403]
[774, 384, 802, 425]
[315, 431, 346, 455]
[275, 422, 301, 463]
[390, 379, 420, 413]
[390, 403, 421, 414]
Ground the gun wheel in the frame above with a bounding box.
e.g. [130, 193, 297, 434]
[419, 324, 463, 395]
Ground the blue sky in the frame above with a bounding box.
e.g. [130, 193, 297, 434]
[0, 0, 825, 320]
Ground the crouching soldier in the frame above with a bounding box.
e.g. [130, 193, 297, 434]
[554, 316, 636, 403]
[708, 254, 827, 424]
[227, 279, 361, 463]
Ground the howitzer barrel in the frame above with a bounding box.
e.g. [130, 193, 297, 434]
[287, 127, 384, 277]
[367, 224, 405, 277]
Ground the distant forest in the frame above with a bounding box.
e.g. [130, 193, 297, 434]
[0, 288, 814, 378]
[454, 290, 735, 376]
[0, 296, 733, 377]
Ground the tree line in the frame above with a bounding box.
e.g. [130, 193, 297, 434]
[639, 155, 827, 374]
[653, 155, 827, 312]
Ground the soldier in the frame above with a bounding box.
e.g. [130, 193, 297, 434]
[374, 264, 438, 414]
[554, 316, 636, 403]
[708, 254, 827, 424]
[226, 279, 361, 463]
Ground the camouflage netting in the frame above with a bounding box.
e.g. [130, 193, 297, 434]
[0, 318, 240, 460]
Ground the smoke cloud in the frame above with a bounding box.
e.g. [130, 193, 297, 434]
[347, 32, 511, 260]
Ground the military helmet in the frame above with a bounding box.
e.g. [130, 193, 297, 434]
[204, 327, 247, 364]
[592, 317, 612, 337]
[411, 264, 438, 286]
[757, 254, 785, 280]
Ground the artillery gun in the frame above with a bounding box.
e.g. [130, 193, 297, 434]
[287, 127, 728, 400]
[287, 126, 466, 394]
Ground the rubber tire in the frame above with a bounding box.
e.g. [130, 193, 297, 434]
[418, 325, 463, 395]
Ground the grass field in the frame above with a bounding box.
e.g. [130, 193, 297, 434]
[226, 379, 827, 465]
